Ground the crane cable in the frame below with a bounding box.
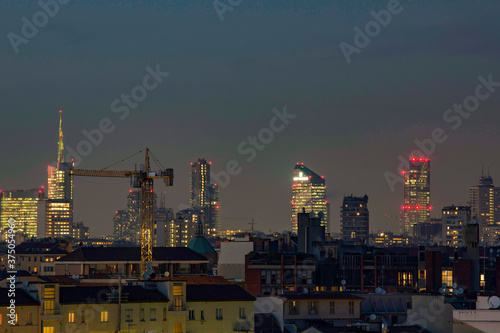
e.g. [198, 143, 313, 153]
[99, 149, 146, 171]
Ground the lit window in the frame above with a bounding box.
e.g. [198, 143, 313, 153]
[100, 311, 108, 322]
[43, 327, 54, 333]
[68, 312, 75, 323]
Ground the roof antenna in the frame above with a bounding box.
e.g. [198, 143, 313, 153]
[482, 164, 484, 178]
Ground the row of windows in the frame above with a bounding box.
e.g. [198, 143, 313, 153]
[187, 307, 246, 321]
[288, 301, 355, 315]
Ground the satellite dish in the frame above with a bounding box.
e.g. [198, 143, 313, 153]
[381, 289, 386, 295]
[488, 296, 500, 309]
[303, 288, 308, 294]
[376, 287, 382, 294]
[458, 288, 464, 295]
[341, 280, 346, 286]
[146, 262, 153, 269]
[439, 288, 444, 293]
[22, 280, 28, 287]
[318, 211, 324, 219]
[370, 314, 376, 321]
[164, 271, 170, 277]
[452, 283, 457, 289]
[442, 283, 447, 289]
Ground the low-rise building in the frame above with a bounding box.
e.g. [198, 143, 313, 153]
[55, 247, 209, 278]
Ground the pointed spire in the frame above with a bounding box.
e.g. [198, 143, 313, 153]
[57, 110, 64, 164]
[195, 217, 204, 236]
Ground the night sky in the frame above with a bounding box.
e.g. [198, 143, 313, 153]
[1, 0, 500, 237]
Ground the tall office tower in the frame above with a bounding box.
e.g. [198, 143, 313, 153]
[190, 158, 211, 208]
[442, 205, 470, 247]
[189, 158, 220, 234]
[45, 111, 74, 238]
[402, 156, 431, 235]
[0, 188, 45, 238]
[340, 195, 369, 241]
[291, 163, 329, 234]
[469, 173, 500, 243]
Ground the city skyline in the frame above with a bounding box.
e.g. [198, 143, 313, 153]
[1, 1, 500, 237]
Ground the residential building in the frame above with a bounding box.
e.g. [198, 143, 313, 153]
[442, 205, 470, 247]
[402, 156, 431, 234]
[72, 220, 90, 240]
[340, 194, 369, 241]
[291, 163, 329, 233]
[255, 292, 362, 332]
[186, 284, 255, 333]
[55, 247, 209, 278]
[0, 240, 72, 275]
[0, 287, 39, 332]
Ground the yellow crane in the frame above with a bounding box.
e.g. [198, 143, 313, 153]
[69, 148, 173, 279]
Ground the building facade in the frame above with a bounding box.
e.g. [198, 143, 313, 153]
[189, 158, 220, 234]
[291, 163, 329, 233]
[442, 205, 470, 247]
[0, 188, 45, 238]
[469, 174, 500, 243]
[340, 195, 369, 241]
[402, 157, 431, 235]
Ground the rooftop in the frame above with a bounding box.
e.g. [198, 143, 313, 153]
[187, 284, 255, 302]
[57, 247, 208, 262]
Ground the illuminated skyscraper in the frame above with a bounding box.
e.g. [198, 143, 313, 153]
[469, 173, 500, 243]
[45, 111, 74, 238]
[189, 158, 220, 234]
[0, 188, 45, 238]
[291, 163, 329, 233]
[402, 156, 431, 234]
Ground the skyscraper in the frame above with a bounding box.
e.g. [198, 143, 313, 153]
[45, 111, 74, 238]
[402, 156, 431, 235]
[469, 173, 500, 243]
[291, 163, 329, 233]
[189, 158, 220, 235]
[0, 188, 45, 238]
[341, 195, 369, 241]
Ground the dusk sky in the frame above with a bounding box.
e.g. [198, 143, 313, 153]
[1, 0, 500, 237]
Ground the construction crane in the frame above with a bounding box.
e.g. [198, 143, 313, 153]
[69, 148, 173, 279]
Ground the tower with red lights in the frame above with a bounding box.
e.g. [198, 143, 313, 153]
[402, 156, 431, 234]
[291, 163, 329, 234]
